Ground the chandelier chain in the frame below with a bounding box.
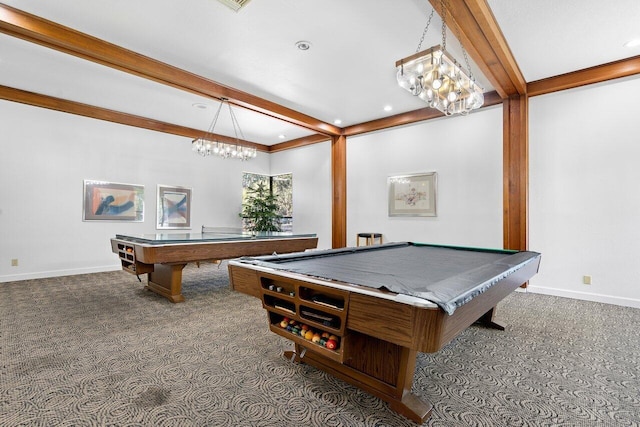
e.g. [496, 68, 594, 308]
[206, 98, 225, 135]
[415, 9, 435, 53]
[457, 28, 474, 80]
[192, 97, 257, 160]
[446, 6, 474, 81]
[228, 102, 246, 142]
[441, 0, 447, 51]
[440, 0, 474, 81]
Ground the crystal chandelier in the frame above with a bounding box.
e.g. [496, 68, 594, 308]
[396, 2, 484, 116]
[192, 98, 257, 160]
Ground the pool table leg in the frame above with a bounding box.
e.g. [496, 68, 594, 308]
[146, 263, 186, 303]
[477, 306, 506, 330]
[285, 340, 433, 424]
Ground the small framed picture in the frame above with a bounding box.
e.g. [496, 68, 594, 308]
[157, 185, 192, 229]
[83, 180, 144, 221]
[388, 172, 437, 217]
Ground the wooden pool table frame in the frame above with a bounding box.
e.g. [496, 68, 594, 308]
[111, 235, 318, 302]
[228, 254, 540, 423]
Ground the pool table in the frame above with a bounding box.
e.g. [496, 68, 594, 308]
[111, 231, 317, 302]
[228, 242, 541, 423]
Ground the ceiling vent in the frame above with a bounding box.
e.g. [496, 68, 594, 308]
[216, 0, 251, 12]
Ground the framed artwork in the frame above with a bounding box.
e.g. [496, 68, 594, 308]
[83, 180, 144, 221]
[388, 172, 437, 217]
[157, 185, 192, 229]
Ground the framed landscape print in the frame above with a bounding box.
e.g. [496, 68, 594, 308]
[83, 180, 144, 221]
[157, 185, 192, 229]
[388, 172, 437, 217]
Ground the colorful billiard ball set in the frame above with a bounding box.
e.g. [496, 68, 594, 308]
[277, 317, 340, 350]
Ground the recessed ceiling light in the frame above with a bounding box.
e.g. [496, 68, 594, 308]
[624, 39, 640, 48]
[192, 102, 209, 109]
[384, 105, 393, 112]
[278, 134, 286, 139]
[295, 40, 312, 51]
[334, 119, 342, 125]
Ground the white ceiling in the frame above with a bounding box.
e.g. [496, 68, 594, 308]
[487, 0, 640, 82]
[1, 0, 639, 146]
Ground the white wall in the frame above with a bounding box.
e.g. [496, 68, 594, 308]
[270, 142, 333, 250]
[529, 75, 640, 308]
[5, 75, 640, 311]
[346, 105, 504, 249]
[0, 100, 271, 281]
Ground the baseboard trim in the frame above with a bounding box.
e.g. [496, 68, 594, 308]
[3, 270, 640, 311]
[526, 285, 640, 309]
[0, 264, 122, 283]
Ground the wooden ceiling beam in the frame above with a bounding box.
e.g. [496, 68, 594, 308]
[0, 85, 269, 151]
[527, 55, 640, 97]
[428, 0, 526, 98]
[268, 134, 331, 153]
[343, 91, 502, 137]
[0, 3, 340, 137]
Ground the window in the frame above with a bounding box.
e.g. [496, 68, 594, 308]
[241, 172, 293, 231]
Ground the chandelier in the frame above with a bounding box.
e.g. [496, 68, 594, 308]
[396, 2, 484, 116]
[192, 98, 257, 160]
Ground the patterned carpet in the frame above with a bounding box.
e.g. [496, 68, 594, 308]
[1, 263, 639, 426]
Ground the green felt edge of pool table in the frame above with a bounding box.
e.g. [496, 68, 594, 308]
[411, 242, 520, 255]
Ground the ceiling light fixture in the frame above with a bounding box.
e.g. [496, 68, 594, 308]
[295, 41, 312, 51]
[624, 39, 640, 48]
[396, 0, 483, 116]
[192, 98, 257, 160]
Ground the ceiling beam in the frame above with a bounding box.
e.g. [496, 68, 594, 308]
[527, 55, 640, 97]
[269, 134, 331, 153]
[343, 91, 502, 137]
[5, 2, 640, 155]
[0, 3, 341, 137]
[428, 0, 526, 98]
[0, 84, 269, 151]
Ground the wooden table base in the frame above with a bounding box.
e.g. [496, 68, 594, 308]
[285, 337, 433, 424]
[146, 263, 187, 303]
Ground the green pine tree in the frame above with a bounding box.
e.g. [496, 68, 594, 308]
[240, 182, 283, 232]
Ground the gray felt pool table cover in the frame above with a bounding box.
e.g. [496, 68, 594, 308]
[239, 242, 541, 315]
